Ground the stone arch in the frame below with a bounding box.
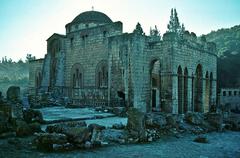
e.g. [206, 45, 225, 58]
[149, 58, 161, 112]
[183, 67, 188, 113]
[35, 68, 42, 88]
[194, 64, 203, 112]
[71, 63, 84, 88]
[96, 60, 108, 88]
[177, 66, 183, 114]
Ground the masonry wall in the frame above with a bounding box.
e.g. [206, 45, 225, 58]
[64, 22, 122, 87]
[220, 88, 240, 110]
[167, 33, 217, 114]
[28, 59, 44, 94]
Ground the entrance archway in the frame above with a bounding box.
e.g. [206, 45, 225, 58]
[150, 59, 161, 112]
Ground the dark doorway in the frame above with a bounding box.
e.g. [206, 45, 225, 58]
[152, 89, 156, 111]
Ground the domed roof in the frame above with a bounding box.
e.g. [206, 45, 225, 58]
[71, 11, 112, 24]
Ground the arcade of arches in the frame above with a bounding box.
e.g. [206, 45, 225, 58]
[149, 63, 214, 114]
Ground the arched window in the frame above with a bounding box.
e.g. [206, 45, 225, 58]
[71, 63, 83, 88]
[96, 61, 108, 88]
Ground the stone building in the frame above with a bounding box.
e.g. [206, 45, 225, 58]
[29, 10, 217, 114]
[220, 88, 240, 111]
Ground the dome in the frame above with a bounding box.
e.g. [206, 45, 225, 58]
[71, 11, 112, 24]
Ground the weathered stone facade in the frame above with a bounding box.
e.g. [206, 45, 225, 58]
[29, 10, 217, 114]
[220, 88, 240, 111]
[29, 59, 44, 94]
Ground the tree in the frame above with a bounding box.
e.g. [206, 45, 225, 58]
[150, 25, 161, 42]
[167, 8, 185, 35]
[18, 59, 24, 64]
[133, 22, 144, 35]
[150, 25, 161, 37]
[25, 54, 36, 62]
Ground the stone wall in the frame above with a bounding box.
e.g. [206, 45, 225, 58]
[29, 59, 44, 95]
[220, 88, 240, 110]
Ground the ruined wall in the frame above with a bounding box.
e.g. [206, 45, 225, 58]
[108, 31, 173, 112]
[40, 54, 51, 91]
[164, 32, 217, 114]
[108, 33, 130, 106]
[220, 88, 240, 110]
[28, 59, 44, 94]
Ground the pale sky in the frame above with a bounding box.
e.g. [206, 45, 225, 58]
[0, 0, 240, 61]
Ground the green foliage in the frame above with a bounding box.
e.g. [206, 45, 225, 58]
[205, 25, 240, 88]
[205, 25, 240, 56]
[167, 8, 185, 35]
[25, 54, 36, 63]
[1, 56, 13, 64]
[134, 22, 144, 35]
[0, 60, 29, 95]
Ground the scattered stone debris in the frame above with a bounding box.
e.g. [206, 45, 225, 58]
[23, 109, 43, 123]
[1, 86, 240, 153]
[15, 120, 32, 137]
[112, 123, 125, 130]
[6, 86, 20, 103]
[101, 129, 126, 144]
[194, 135, 209, 143]
[145, 113, 167, 129]
[34, 133, 68, 151]
[46, 121, 87, 133]
[185, 112, 204, 125]
[8, 137, 21, 146]
[205, 113, 223, 131]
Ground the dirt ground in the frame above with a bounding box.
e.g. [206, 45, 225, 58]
[0, 131, 239, 158]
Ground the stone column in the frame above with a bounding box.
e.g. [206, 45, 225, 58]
[156, 89, 160, 111]
[107, 52, 112, 107]
[211, 80, 217, 106]
[187, 76, 192, 112]
[191, 75, 195, 112]
[172, 74, 178, 114]
[202, 78, 207, 112]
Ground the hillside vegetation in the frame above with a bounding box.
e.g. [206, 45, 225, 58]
[0, 61, 29, 96]
[205, 25, 240, 88]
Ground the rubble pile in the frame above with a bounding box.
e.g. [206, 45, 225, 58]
[34, 121, 127, 151]
[0, 86, 240, 153]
